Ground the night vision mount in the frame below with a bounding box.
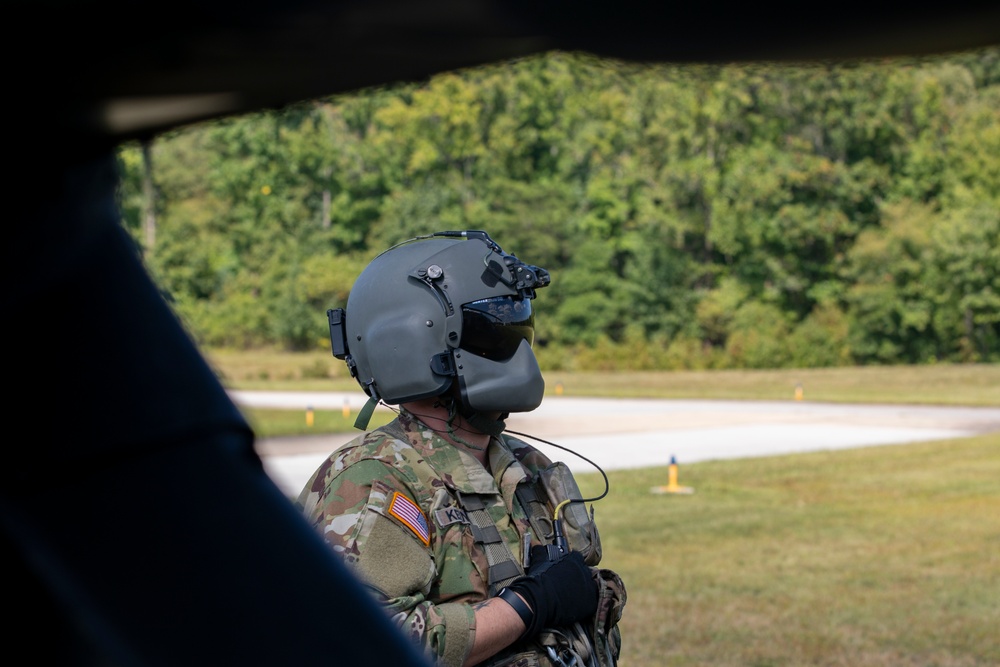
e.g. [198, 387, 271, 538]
[429, 230, 551, 299]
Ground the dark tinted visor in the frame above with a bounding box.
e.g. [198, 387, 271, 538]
[460, 296, 535, 361]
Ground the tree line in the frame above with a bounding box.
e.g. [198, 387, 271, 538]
[115, 47, 1000, 370]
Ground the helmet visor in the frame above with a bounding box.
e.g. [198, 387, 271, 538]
[460, 296, 535, 361]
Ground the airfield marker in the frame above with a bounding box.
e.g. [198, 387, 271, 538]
[650, 455, 694, 495]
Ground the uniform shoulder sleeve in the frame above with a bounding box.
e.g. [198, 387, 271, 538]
[301, 457, 476, 666]
[346, 468, 475, 667]
[301, 458, 435, 594]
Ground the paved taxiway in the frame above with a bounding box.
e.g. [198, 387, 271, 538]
[229, 391, 1000, 498]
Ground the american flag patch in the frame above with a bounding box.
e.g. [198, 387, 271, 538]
[388, 492, 430, 546]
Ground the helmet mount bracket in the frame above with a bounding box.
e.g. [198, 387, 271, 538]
[412, 264, 464, 347]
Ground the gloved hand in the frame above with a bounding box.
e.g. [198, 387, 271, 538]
[504, 546, 599, 640]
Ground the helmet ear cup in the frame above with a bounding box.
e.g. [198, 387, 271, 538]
[455, 339, 544, 413]
[361, 311, 453, 402]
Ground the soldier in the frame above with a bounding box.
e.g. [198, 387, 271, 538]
[296, 231, 626, 667]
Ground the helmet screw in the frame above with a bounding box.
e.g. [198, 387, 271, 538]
[425, 320, 433, 327]
[426, 264, 444, 279]
[449, 331, 458, 341]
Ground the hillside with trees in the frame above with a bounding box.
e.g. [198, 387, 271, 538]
[115, 47, 999, 370]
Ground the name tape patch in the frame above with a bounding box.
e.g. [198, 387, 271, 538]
[434, 507, 470, 527]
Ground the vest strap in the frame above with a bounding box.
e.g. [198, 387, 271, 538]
[457, 491, 524, 594]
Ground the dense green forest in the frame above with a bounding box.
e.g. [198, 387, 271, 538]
[115, 48, 999, 370]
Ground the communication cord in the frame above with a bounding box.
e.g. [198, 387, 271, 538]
[504, 428, 610, 555]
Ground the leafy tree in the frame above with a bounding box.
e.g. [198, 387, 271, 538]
[724, 299, 793, 369]
[786, 303, 853, 367]
[931, 204, 1000, 361]
[111, 47, 999, 368]
[842, 200, 940, 363]
[548, 237, 632, 346]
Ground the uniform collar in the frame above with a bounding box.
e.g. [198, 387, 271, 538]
[395, 410, 528, 495]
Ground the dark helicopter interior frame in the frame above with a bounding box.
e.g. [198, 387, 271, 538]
[5, 1, 998, 664]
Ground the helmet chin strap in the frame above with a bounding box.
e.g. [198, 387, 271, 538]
[461, 408, 508, 438]
[439, 394, 507, 440]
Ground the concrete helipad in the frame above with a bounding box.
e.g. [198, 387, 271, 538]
[229, 391, 1000, 498]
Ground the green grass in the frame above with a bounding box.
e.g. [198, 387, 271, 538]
[242, 405, 397, 437]
[541, 364, 1000, 406]
[574, 433, 1000, 667]
[217, 348, 1000, 664]
[206, 348, 357, 392]
[207, 348, 999, 407]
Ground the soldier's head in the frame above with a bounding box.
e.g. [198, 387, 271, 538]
[328, 230, 550, 434]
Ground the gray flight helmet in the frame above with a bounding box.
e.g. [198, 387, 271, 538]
[331, 231, 551, 414]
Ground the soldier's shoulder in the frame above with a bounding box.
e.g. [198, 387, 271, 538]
[334, 425, 411, 463]
[326, 425, 433, 489]
[501, 434, 553, 468]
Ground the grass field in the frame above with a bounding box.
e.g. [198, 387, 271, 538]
[578, 434, 1000, 667]
[210, 349, 1000, 665]
[207, 348, 999, 407]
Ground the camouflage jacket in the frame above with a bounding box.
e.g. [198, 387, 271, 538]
[294, 409, 616, 667]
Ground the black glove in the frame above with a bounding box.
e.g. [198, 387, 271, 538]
[504, 546, 599, 640]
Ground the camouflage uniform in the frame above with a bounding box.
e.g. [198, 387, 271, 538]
[295, 408, 623, 667]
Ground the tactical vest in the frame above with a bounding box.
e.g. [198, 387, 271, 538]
[375, 421, 625, 667]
